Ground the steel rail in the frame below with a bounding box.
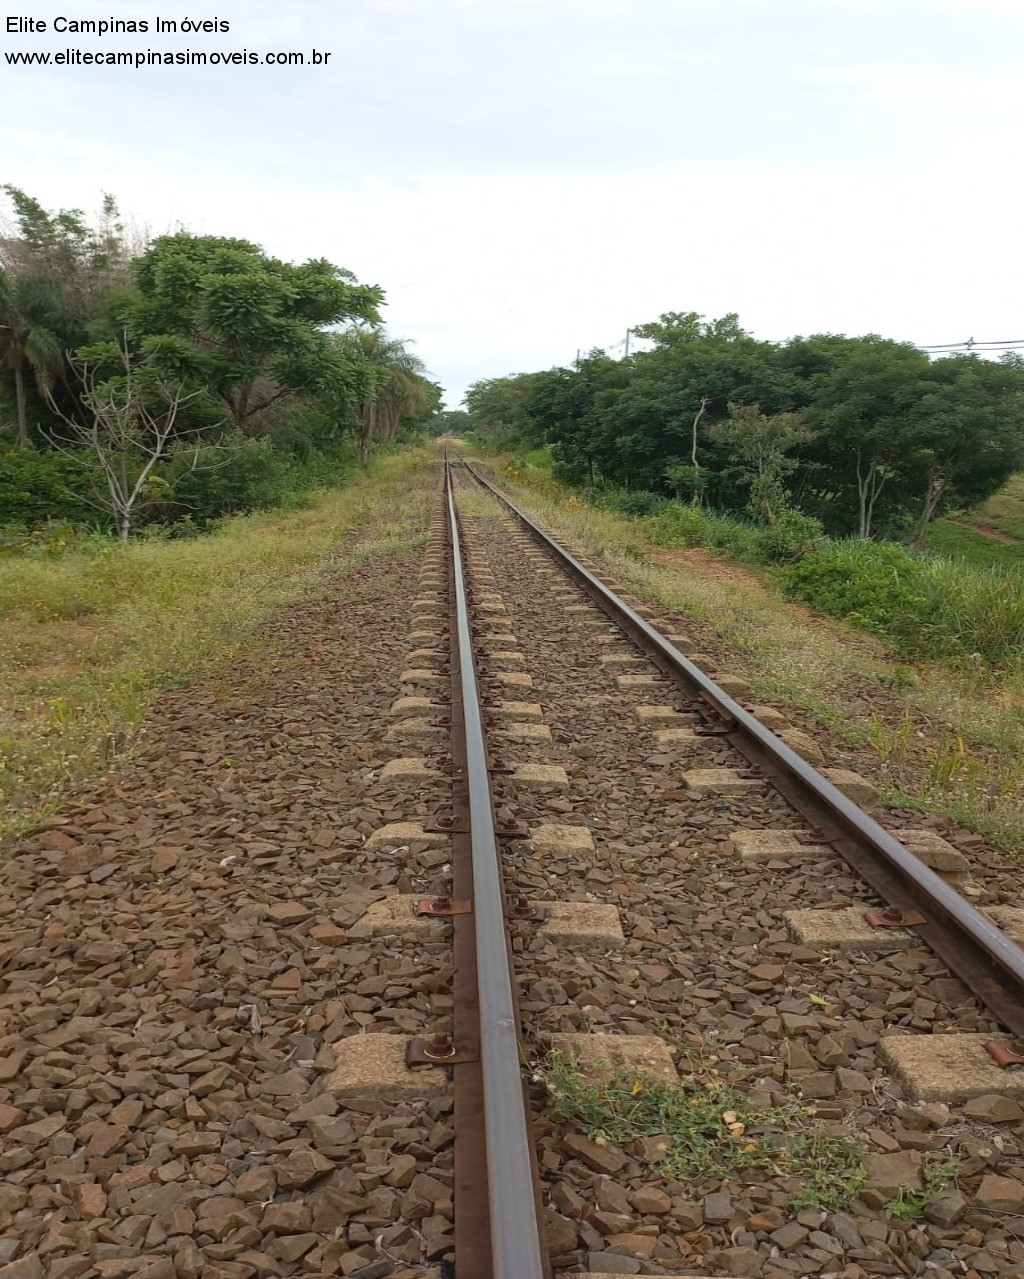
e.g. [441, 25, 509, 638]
[444, 459, 548, 1279]
[457, 457, 1024, 1039]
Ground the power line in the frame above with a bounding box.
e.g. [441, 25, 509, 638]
[919, 337, 1024, 351]
[576, 331, 1024, 362]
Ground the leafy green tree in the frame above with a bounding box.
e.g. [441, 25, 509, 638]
[803, 342, 1024, 540]
[331, 329, 432, 462]
[579, 314, 801, 495]
[457, 308, 1024, 551]
[0, 268, 67, 447]
[802, 340, 932, 537]
[773, 333, 872, 397]
[632, 310, 752, 347]
[524, 353, 632, 484]
[431, 409, 470, 438]
[710, 402, 813, 524]
[117, 234, 383, 433]
[902, 355, 1024, 546]
[464, 372, 548, 447]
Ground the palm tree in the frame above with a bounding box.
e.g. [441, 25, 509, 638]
[335, 329, 430, 463]
[0, 267, 66, 448]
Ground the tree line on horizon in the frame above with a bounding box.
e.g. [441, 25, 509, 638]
[0, 186, 440, 537]
[464, 311, 1024, 546]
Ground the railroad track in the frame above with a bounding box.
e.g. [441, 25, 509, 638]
[3, 451, 1023, 1278]
[395, 452, 1024, 1276]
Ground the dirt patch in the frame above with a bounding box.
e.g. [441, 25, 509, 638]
[951, 519, 1020, 544]
[653, 546, 767, 588]
[651, 546, 861, 638]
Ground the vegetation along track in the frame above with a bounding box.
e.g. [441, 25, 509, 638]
[3, 452, 1024, 1278]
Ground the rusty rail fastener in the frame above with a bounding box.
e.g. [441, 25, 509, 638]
[508, 896, 549, 922]
[497, 819, 530, 839]
[985, 1041, 1024, 1069]
[864, 908, 927, 928]
[424, 817, 469, 834]
[416, 897, 472, 917]
[406, 1031, 476, 1066]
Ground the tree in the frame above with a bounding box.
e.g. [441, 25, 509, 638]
[48, 333, 215, 540]
[632, 310, 752, 348]
[0, 268, 67, 447]
[524, 354, 632, 484]
[1, 185, 138, 315]
[902, 355, 1024, 546]
[119, 234, 384, 433]
[802, 340, 931, 538]
[331, 329, 431, 462]
[577, 314, 800, 494]
[399, 379, 444, 438]
[710, 402, 813, 524]
[464, 373, 548, 448]
[431, 409, 470, 438]
[1, 187, 146, 446]
[803, 342, 1024, 540]
[687, 395, 710, 504]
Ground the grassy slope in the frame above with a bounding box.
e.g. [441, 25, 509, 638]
[482, 452, 1024, 856]
[927, 474, 1024, 565]
[0, 448, 434, 847]
[973, 473, 1024, 539]
[925, 519, 1024, 566]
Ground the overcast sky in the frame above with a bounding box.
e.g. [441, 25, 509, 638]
[3, 0, 1022, 406]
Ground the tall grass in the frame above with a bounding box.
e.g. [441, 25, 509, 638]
[610, 497, 1024, 669]
[784, 540, 1024, 667]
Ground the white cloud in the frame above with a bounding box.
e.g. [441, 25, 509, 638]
[3, 0, 1023, 405]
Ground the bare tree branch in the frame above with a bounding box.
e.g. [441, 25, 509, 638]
[690, 394, 711, 507]
[46, 331, 223, 541]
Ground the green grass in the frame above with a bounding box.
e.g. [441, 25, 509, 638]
[783, 539, 1024, 668]
[926, 519, 1024, 568]
[971, 473, 1024, 540]
[0, 447, 434, 848]
[519, 444, 554, 470]
[538, 1055, 867, 1212]
[884, 1160, 960, 1220]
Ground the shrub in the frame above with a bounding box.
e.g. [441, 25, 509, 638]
[0, 520, 113, 557]
[701, 511, 762, 559]
[753, 509, 824, 563]
[0, 447, 98, 529]
[287, 448, 354, 493]
[605, 489, 670, 517]
[642, 501, 770, 560]
[645, 504, 708, 548]
[163, 435, 299, 528]
[783, 540, 1024, 666]
[784, 541, 929, 639]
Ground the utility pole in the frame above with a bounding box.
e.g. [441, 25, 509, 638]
[624, 328, 631, 358]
